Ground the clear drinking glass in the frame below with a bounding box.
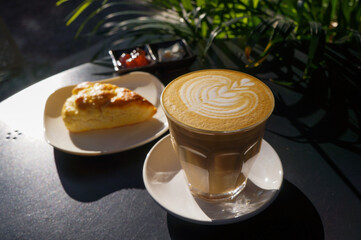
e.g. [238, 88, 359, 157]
[161, 69, 274, 201]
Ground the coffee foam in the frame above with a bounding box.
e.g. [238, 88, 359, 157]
[179, 74, 258, 119]
[162, 70, 274, 131]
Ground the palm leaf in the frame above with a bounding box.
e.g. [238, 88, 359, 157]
[245, 18, 295, 67]
[204, 15, 250, 56]
[65, 0, 94, 26]
[56, 0, 71, 6]
[303, 21, 325, 78]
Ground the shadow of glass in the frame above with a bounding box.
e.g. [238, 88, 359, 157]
[53, 140, 157, 202]
[167, 179, 324, 240]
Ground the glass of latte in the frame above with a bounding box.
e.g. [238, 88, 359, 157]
[161, 69, 274, 201]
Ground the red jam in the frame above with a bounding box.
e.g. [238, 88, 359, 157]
[119, 48, 150, 68]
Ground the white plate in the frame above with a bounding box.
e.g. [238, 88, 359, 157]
[44, 72, 168, 155]
[143, 134, 283, 224]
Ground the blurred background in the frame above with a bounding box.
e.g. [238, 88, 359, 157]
[0, 0, 104, 101]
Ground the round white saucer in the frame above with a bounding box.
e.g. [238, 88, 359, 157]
[143, 134, 283, 224]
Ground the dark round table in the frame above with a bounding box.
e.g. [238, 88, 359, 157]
[0, 56, 360, 239]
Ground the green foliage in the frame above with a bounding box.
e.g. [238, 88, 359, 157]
[253, 0, 361, 78]
[57, 0, 361, 79]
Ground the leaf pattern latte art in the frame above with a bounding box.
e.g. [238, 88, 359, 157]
[179, 75, 258, 119]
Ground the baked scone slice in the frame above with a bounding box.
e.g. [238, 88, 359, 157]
[62, 81, 157, 132]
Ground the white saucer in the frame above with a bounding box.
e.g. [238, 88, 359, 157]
[143, 134, 283, 224]
[43, 72, 168, 156]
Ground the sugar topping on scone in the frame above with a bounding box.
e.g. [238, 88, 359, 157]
[70, 82, 146, 107]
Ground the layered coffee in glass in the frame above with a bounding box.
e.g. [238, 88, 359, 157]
[161, 69, 274, 201]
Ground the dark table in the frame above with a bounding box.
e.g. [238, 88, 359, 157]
[1, 50, 360, 240]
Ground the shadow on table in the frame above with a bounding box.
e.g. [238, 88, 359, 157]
[53, 140, 156, 202]
[167, 179, 324, 240]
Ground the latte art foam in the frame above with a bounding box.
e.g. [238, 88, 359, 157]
[179, 75, 258, 119]
[162, 69, 274, 131]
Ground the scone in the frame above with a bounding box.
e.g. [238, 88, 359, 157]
[62, 81, 157, 132]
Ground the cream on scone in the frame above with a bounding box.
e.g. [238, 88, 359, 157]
[62, 81, 157, 132]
